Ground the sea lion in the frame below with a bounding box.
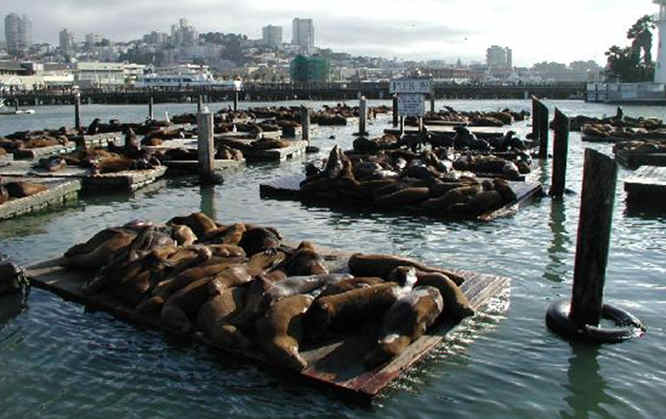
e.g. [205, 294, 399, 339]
[196, 287, 252, 350]
[280, 241, 329, 276]
[238, 227, 281, 256]
[255, 294, 314, 371]
[307, 283, 401, 336]
[493, 178, 517, 203]
[207, 244, 246, 259]
[63, 227, 137, 269]
[318, 276, 385, 298]
[171, 224, 198, 246]
[4, 181, 48, 198]
[348, 253, 466, 285]
[419, 184, 482, 212]
[365, 285, 443, 368]
[168, 212, 222, 240]
[374, 187, 431, 209]
[414, 272, 474, 320]
[37, 156, 67, 172]
[87, 118, 101, 135]
[205, 223, 246, 245]
[161, 277, 216, 334]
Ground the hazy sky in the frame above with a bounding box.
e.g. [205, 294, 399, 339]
[1, 0, 660, 66]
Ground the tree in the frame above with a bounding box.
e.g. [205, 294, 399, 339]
[290, 55, 330, 82]
[605, 15, 655, 82]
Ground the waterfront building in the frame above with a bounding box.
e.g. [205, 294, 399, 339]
[74, 62, 126, 88]
[4, 13, 31, 56]
[59, 29, 75, 54]
[486, 45, 511, 68]
[292, 18, 315, 55]
[262, 25, 283, 48]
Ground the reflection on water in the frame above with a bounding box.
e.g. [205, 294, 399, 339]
[199, 184, 217, 220]
[544, 197, 571, 283]
[561, 344, 614, 419]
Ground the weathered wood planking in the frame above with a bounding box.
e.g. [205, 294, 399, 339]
[259, 174, 542, 222]
[13, 142, 76, 160]
[0, 178, 81, 221]
[624, 166, 666, 206]
[243, 141, 308, 162]
[25, 248, 510, 402]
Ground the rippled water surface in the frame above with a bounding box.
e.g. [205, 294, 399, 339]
[1, 99, 665, 418]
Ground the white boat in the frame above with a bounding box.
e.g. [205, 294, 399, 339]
[0, 98, 35, 115]
[134, 70, 242, 90]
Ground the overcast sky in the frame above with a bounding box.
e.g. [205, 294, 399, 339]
[1, 0, 660, 66]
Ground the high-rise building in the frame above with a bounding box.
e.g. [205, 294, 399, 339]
[4, 13, 31, 56]
[292, 18, 314, 55]
[85, 33, 103, 48]
[59, 28, 75, 54]
[486, 45, 511, 68]
[505, 47, 512, 68]
[262, 25, 283, 48]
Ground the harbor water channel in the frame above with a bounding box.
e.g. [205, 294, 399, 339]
[0, 99, 664, 418]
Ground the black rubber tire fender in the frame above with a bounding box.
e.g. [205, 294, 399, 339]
[546, 299, 646, 344]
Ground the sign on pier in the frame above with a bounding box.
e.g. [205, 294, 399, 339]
[390, 78, 432, 94]
[397, 94, 425, 117]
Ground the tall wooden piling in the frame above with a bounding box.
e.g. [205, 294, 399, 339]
[569, 149, 618, 328]
[537, 100, 549, 159]
[430, 95, 435, 113]
[197, 111, 215, 182]
[301, 107, 311, 145]
[148, 96, 154, 120]
[74, 92, 81, 130]
[359, 96, 368, 136]
[392, 95, 399, 127]
[14, 99, 19, 111]
[197, 95, 203, 113]
[399, 116, 405, 135]
[550, 108, 570, 197]
[233, 91, 239, 112]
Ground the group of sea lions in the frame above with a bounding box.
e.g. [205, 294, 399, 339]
[62, 212, 473, 371]
[299, 145, 519, 217]
[0, 178, 49, 205]
[612, 139, 666, 154]
[414, 107, 529, 127]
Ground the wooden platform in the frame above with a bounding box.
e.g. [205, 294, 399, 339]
[624, 166, 666, 207]
[0, 177, 81, 221]
[25, 247, 510, 402]
[81, 166, 167, 193]
[243, 141, 308, 162]
[81, 132, 124, 148]
[12, 142, 76, 160]
[616, 150, 666, 169]
[0, 161, 167, 193]
[385, 125, 504, 139]
[259, 174, 542, 221]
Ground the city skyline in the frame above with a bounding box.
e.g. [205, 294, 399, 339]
[0, 0, 657, 66]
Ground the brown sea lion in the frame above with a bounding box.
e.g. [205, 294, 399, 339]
[414, 272, 474, 320]
[374, 187, 431, 208]
[420, 184, 482, 212]
[256, 294, 314, 371]
[205, 223, 246, 245]
[493, 178, 517, 203]
[466, 190, 504, 215]
[5, 181, 48, 198]
[280, 241, 329, 276]
[168, 212, 222, 240]
[172, 224, 198, 246]
[161, 277, 216, 334]
[207, 244, 246, 258]
[63, 227, 137, 269]
[238, 227, 281, 256]
[318, 276, 385, 298]
[197, 287, 253, 350]
[37, 156, 67, 172]
[348, 253, 466, 285]
[365, 285, 444, 368]
[307, 283, 401, 336]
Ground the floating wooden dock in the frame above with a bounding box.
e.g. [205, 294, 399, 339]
[25, 246, 509, 402]
[384, 125, 504, 139]
[243, 141, 308, 162]
[13, 142, 76, 160]
[624, 166, 666, 207]
[259, 174, 542, 221]
[615, 150, 666, 169]
[0, 161, 167, 193]
[0, 177, 81, 221]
